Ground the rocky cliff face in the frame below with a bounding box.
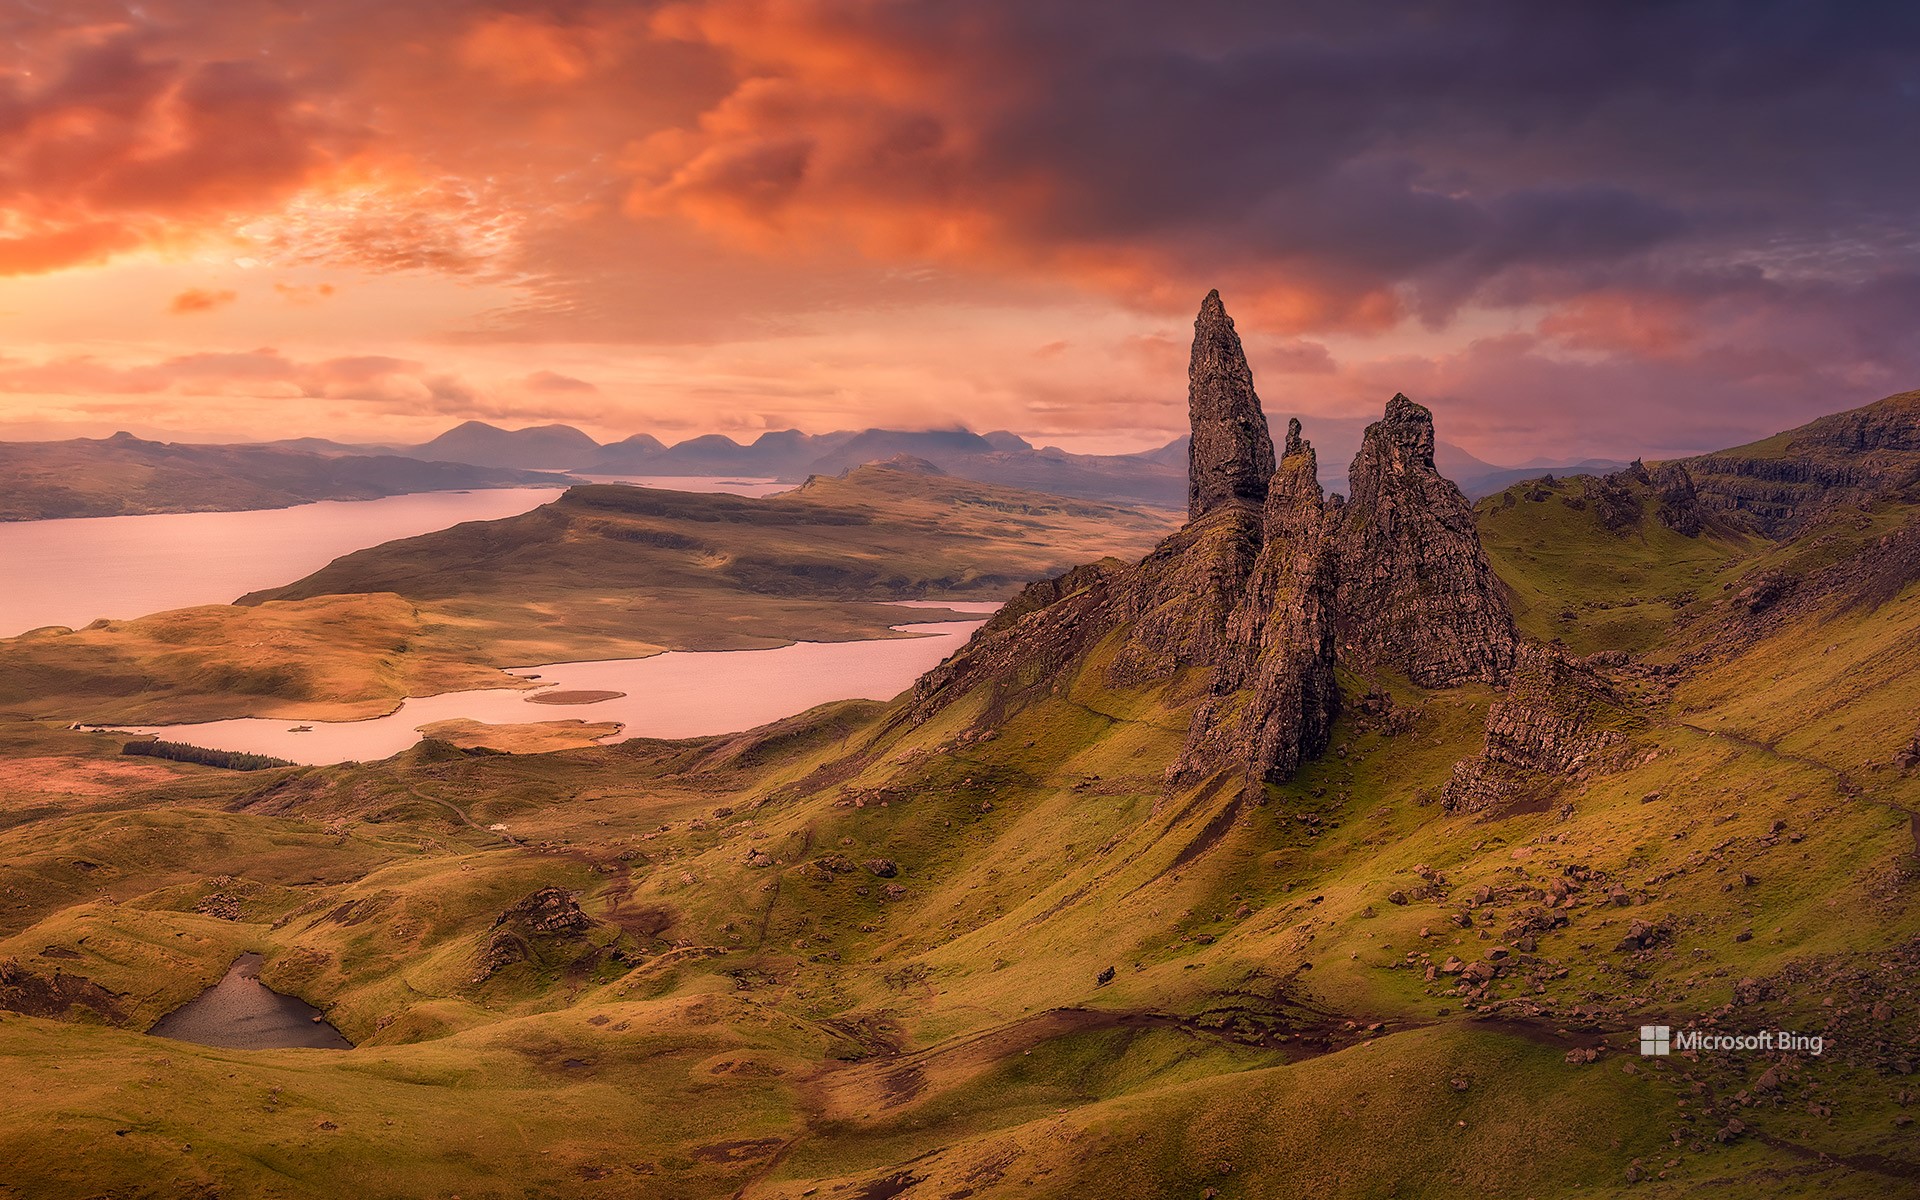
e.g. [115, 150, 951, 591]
[906, 504, 1262, 721]
[1187, 289, 1276, 521]
[1651, 462, 1704, 536]
[913, 290, 1280, 721]
[1685, 389, 1920, 534]
[1334, 395, 1517, 686]
[1442, 643, 1635, 814]
[1175, 421, 1339, 792]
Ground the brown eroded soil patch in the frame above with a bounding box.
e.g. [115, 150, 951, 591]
[526, 689, 626, 705]
[0, 959, 125, 1022]
[0, 755, 182, 802]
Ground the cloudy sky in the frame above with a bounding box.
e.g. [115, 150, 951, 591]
[1, 1, 1915, 460]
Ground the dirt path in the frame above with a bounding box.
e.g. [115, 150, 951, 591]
[402, 785, 523, 847]
[1679, 721, 1920, 856]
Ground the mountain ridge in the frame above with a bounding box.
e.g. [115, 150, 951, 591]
[0, 433, 571, 521]
[265, 419, 1633, 506]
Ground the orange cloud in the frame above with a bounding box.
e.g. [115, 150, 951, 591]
[272, 282, 337, 304]
[458, 14, 607, 86]
[524, 370, 598, 393]
[168, 287, 236, 314]
[0, 28, 350, 278]
[628, 4, 1407, 335]
[1537, 292, 1698, 358]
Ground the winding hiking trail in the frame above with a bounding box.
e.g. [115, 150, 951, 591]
[1680, 721, 1920, 856]
[401, 784, 523, 847]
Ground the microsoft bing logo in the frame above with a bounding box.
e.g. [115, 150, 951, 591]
[1636, 1024, 1825, 1057]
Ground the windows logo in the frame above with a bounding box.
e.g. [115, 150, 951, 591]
[1639, 1025, 1671, 1056]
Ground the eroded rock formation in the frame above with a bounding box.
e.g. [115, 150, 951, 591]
[1651, 462, 1704, 536]
[1442, 643, 1635, 814]
[914, 296, 1521, 797]
[472, 886, 599, 984]
[1187, 289, 1276, 520]
[1176, 420, 1338, 791]
[1335, 395, 1517, 686]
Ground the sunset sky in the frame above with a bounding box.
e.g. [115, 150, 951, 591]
[1, 1, 1916, 461]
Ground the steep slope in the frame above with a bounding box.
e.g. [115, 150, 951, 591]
[1477, 468, 1760, 655]
[4, 302, 1919, 1200]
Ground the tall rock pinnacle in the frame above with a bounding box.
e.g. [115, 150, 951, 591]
[1176, 419, 1338, 791]
[1334, 395, 1517, 686]
[1187, 290, 1276, 521]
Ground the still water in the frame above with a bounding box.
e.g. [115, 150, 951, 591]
[0, 478, 782, 636]
[117, 611, 996, 765]
[148, 953, 352, 1050]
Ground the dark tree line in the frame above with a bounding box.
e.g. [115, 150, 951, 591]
[121, 739, 294, 772]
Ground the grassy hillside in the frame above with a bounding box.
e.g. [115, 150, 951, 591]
[1477, 472, 1759, 654]
[2, 424, 1918, 1196]
[0, 485, 1914, 1196]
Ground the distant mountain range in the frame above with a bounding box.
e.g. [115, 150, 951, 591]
[273, 418, 1628, 506]
[0, 433, 572, 521]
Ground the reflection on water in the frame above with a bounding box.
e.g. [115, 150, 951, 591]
[0, 476, 787, 638]
[149, 953, 352, 1050]
[0, 488, 563, 636]
[117, 614, 992, 765]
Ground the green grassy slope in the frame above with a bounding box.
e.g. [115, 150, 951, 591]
[1476, 472, 1759, 655]
[1, 471, 1916, 1197]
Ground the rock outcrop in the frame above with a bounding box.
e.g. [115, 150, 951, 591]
[1187, 289, 1276, 520]
[1651, 462, 1703, 536]
[471, 886, 600, 984]
[1896, 726, 1920, 771]
[914, 297, 1519, 799]
[913, 291, 1279, 722]
[1176, 421, 1338, 791]
[1442, 643, 1635, 814]
[1334, 395, 1517, 686]
[1684, 389, 1920, 534]
[906, 503, 1263, 723]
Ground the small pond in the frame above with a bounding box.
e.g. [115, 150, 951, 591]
[148, 953, 352, 1050]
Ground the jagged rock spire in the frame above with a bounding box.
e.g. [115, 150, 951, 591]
[1335, 394, 1517, 686]
[1176, 422, 1338, 791]
[1187, 289, 1276, 521]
